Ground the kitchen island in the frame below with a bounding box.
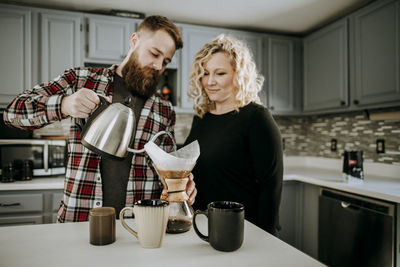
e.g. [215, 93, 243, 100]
[0, 217, 324, 267]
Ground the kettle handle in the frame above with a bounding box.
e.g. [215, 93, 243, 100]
[127, 131, 176, 153]
[79, 96, 110, 134]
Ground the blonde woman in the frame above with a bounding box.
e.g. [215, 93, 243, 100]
[183, 35, 283, 235]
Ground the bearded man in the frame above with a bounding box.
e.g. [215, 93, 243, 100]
[3, 16, 197, 222]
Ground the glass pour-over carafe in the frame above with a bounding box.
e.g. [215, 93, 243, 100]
[134, 131, 200, 234]
[156, 168, 194, 233]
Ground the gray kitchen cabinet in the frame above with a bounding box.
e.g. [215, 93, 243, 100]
[179, 25, 227, 110]
[350, 0, 400, 107]
[303, 19, 349, 112]
[228, 30, 264, 72]
[228, 30, 267, 105]
[0, 189, 63, 226]
[265, 36, 302, 114]
[0, 191, 43, 226]
[0, 4, 31, 108]
[39, 10, 83, 81]
[279, 181, 302, 249]
[300, 183, 319, 259]
[279, 181, 319, 259]
[85, 14, 136, 63]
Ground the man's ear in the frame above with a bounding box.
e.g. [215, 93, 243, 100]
[130, 32, 139, 49]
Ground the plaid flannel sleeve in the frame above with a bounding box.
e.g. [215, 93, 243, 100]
[3, 69, 77, 130]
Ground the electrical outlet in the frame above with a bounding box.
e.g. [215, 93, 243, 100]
[376, 139, 385, 153]
[330, 139, 337, 151]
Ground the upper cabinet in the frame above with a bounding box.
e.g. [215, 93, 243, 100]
[303, 19, 348, 112]
[0, 5, 31, 107]
[350, 0, 400, 107]
[179, 25, 227, 110]
[39, 10, 83, 81]
[84, 14, 136, 63]
[266, 36, 302, 114]
[303, 0, 400, 114]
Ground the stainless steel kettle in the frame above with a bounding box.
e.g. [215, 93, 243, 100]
[81, 96, 136, 159]
[80, 96, 174, 159]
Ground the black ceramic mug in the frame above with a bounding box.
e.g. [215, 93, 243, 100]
[193, 201, 244, 252]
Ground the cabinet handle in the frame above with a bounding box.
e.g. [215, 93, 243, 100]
[0, 202, 21, 207]
[270, 106, 275, 110]
[340, 101, 346, 106]
[353, 100, 359, 105]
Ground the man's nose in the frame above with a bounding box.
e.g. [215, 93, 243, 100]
[152, 58, 163, 71]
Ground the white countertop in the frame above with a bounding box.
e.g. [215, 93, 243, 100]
[0, 176, 64, 191]
[0, 217, 324, 267]
[284, 166, 400, 203]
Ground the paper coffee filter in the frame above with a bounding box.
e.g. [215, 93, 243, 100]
[144, 140, 200, 171]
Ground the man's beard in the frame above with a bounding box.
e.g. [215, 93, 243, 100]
[121, 52, 161, 98]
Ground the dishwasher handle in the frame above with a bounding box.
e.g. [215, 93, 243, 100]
[341, 201, 350, 208]
[321, 188, 394, 217]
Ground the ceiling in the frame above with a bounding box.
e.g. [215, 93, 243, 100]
[2, 0, 373, 34]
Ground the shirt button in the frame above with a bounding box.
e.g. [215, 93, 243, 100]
[96, 202, 101, 206]
[97, 177, 101, 182]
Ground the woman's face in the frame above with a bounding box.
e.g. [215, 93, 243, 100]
[201, 52, 236, 105]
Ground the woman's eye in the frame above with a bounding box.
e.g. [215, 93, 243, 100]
[217, 72, 226, 76]
[203, 72, 209, 76]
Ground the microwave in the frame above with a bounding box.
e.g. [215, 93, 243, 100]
[0, 139, 67, 178]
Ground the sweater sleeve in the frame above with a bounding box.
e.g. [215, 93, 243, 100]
[3, 68, 77, 130]
[248, 107, 283, 234]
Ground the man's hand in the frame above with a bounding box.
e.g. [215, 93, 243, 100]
[61, 89, 111, 118]
[186, 173, 197, 205]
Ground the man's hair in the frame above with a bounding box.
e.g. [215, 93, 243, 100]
[137, 15, 183, 50]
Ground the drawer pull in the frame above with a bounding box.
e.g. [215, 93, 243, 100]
[0, 202, 21, 207]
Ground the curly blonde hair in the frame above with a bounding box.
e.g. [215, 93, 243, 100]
[188, 34, 264, 117]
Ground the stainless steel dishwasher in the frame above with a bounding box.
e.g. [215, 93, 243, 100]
[318, 188, 395, 267]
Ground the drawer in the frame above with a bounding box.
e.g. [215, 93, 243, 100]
[0, 215, 43, 226]
[0, 193, 43, 214]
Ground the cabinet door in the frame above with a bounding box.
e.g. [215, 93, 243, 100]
[40, 11, 82, 81]
[86, 14, 135, 61]
[229, 31, 266, 105]
[0, 5, 31, 107]
[180, 26, 224, 109]
[300, 183, 319, 259]
[268, 38, 295, 113]
[303, 19, 348, 112]
[279, 181, 302, 249]
[0, 215, 43, 226]
[351, 0, 400, 106]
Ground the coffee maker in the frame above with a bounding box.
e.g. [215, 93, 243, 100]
[342, 150, 364, 181]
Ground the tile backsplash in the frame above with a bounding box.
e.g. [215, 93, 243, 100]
[276, 109, 400, 165]
[175, 109, 400, 165]
[34, 108, 400, 165]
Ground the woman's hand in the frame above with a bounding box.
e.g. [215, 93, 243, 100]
[186, 173, 197, 205]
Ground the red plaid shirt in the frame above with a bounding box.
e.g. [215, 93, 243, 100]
[3, 65, 176, 222]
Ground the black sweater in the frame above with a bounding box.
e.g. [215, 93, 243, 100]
[184, 102, 283, 234]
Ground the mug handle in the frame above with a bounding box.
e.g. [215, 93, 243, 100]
[120, 207, 138, 239]
[193, 210, 209, 242]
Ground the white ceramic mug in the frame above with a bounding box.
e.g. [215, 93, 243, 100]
[120, 199, 169, 248]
